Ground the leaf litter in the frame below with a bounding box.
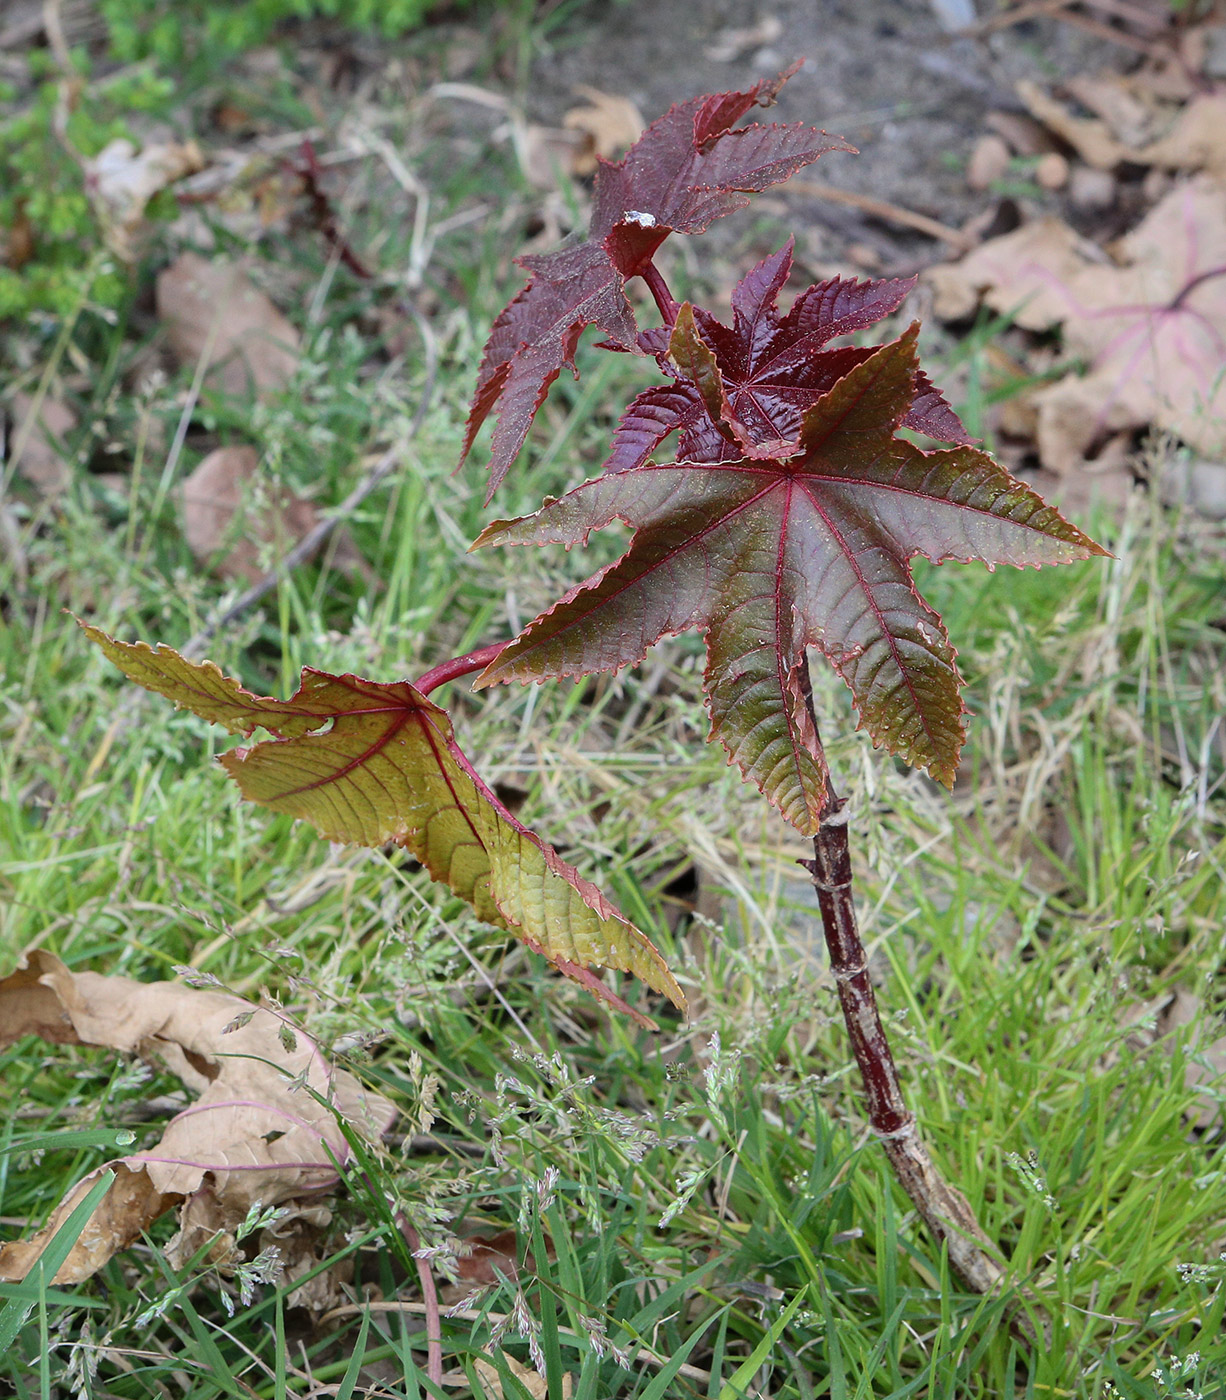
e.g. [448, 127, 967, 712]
[0, 949, 394, 1286]
[928, 174, 1226, 474]
[925, 27, 1226, 503]
[156, 251, 301, 401]
[180, 443, 368, 585]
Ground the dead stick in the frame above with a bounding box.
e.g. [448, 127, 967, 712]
[964, 0, 1076, 37]
[784, 180, 973, 251]
[1051, 8, 1166, 53]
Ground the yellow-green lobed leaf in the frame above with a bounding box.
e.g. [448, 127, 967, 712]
[83, 625, 685, 1023]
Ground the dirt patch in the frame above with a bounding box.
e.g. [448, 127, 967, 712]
[524, 0, 1122, 268]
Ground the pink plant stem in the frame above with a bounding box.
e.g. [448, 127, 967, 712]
[398, 1214, 444, 1385]
[797, 664, 1012, 1304]
[414, 642, 507, 697]
[1168, 262, 1226, 311]
[638, 259, 679, 325]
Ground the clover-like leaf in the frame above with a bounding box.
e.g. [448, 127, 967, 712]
[83, 626, 684, 1024]
[472, 327, 1107, 836]
[461, 69, 853, 498]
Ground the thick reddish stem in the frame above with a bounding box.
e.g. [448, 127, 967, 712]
[638, 259, 679, 325]
[797, 663, 1014, 1305]
[803, 790, 912, 1137]
[414, 642, 507, 697]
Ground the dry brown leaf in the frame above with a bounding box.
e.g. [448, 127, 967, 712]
[181, 444, 318, 584]
[1156, 986, 1226, 1130]
[926, 217, 1105, 328]
[1, 200, 34, 270]
[704, 15, 783, 62]
[1121, 986, 1226, 1129]
[1018, 79, 1226, 178]
[927, 177, 1226, 472]
[984, 109, 1056, 158]
[514, 124, 590, 190]
[473, 1352, 571, 1400]
[1016, 78, 1129, 171]
[268, 1206, 354, 1313]
[85, 137, 205, 262]
[563, 86, 644, 173]
[7, 391, 76, 495]
[1063, 73, 1157, 148]
[0, 949, 395, 1285]
[1136, 93, 1226, 179]
[156, 252, 300, 400]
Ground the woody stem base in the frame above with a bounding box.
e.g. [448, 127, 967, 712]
[797, 664, 1017, 1307]
[803, 786, 1007, 1297]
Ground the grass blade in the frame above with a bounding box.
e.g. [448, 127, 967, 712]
[0, 1167, 115, 1351]
[717, 1290, 806, 1400]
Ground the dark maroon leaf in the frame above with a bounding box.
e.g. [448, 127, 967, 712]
[460, 70, 854, 499]
[605, 384, 706, 474]
[600, 241, 975, 474]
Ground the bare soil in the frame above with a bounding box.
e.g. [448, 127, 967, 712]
[521, 0, 1129, 268]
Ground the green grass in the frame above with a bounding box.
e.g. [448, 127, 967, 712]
[3, 13, 1226, 1397]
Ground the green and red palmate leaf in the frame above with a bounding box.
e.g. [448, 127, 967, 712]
[473, 326, 1108, 836]
[82, 626, 684, 1024]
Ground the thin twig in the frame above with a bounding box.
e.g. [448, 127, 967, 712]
[965, 0, 1172, 53]
[964, 0, 1076, 36]
[784, 179, 973, 251]
[1051, 7, 1168, 52]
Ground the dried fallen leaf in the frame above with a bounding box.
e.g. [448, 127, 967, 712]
[514, 124, 590, 190]
[85, 137, 205, 262]
[927, 177, 1226, 472]
[181, 444, 319, 584]
[1063, 73, 1158, 148]
[1162, 992, 1226, 1131]
[1121, 986, 1226, 1129]
[1017, 78, 1128, 171]
[7, 391, 76, 496]
[1136, 93, 1226, 179]
[156, 252, 300, 400]
[563, 86, 645, 173]
[704, 14, 783, 62]
[1018, 79, 1226, 178]
[473, 1352, 571, 1400]
[0, 949, 395, 1285]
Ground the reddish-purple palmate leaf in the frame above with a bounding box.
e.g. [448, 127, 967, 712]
[472, 325, 1107, 836]
[460, 69, 854, 499]
[604, 239, 973, 474]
